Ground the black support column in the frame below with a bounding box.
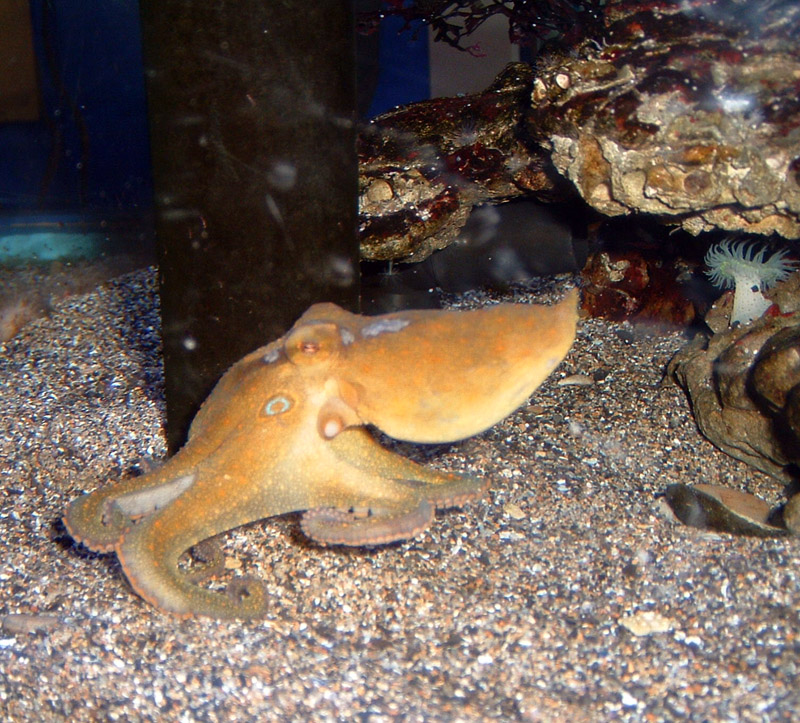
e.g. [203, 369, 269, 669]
[139, 1, 359, 452]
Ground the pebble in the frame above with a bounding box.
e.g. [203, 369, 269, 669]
[557, 373, 595, 386]
[619, 610, 676, 636]
[503, 502, 526, 520]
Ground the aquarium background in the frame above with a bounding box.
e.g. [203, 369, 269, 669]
[0, 1, 520, 238]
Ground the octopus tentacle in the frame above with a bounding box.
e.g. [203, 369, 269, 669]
[114, 473, 277, 619]
[63, 463, 196, 552]
[302, 429, 489, 546]
[329, 428, 481, 487]
[117, 521, 268, 620]
[182, 537, 227, 584]
[301, 501, 434, 546]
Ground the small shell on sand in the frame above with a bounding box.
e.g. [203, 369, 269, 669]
[665, 483, 788, 537]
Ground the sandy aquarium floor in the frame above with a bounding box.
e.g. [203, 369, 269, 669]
[0, 267, 797, 722]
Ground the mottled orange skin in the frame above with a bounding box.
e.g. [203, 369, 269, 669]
[64, 291, 577, 619]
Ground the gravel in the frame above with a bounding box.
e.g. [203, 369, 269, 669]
[1, 267, 797, 722]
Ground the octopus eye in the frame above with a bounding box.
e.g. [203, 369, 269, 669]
[263, 395, 292, 416]
[285, 322, 338, 365]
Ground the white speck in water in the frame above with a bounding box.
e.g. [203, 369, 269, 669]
[326, 255, 356, 287]
[183, 336, 198, 351]
[568, 420, 584, 436]
[267, 161, 297, 192]
[265, 193, 283, 224]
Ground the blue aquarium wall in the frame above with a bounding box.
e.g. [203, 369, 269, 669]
[366, 15, 429, 117]
[0, 1, 152, 215]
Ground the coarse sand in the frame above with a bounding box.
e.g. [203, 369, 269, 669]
[0, 267, 797, 721]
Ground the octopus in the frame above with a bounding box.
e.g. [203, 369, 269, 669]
[64, 290, 578, 619]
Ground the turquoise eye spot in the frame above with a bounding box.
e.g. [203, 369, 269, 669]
[264, 395, 292, 416]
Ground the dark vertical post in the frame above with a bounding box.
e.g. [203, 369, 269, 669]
[139, 1, 359, 452]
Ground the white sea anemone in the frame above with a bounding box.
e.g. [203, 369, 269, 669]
[704, 239, 797, 325]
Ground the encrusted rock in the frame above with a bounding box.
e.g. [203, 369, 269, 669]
[357, 1, 800, 263]
[358, 64, 563, 262]
[527, 0, 800, 239]
[669, 274, 800, 480]
[580, 247, 697, 325]
[784, 494, 800, 535]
